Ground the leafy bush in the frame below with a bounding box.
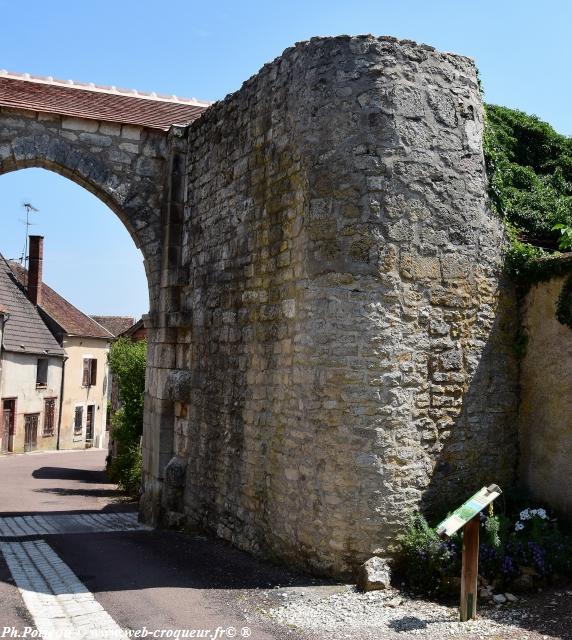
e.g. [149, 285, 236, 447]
[553, 223, 572, 250]
[109, 442, 142, 495]
[397, 513, 460, 595]
[107, 338, 147, 495]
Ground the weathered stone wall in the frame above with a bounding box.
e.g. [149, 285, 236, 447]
[155, 35, 518, 576]
[520, 274, 572, 519]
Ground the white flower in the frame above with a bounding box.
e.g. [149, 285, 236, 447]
[536, 508, 547, 519]
[520, 509, 530, 521]
[515, 522, 525, 532]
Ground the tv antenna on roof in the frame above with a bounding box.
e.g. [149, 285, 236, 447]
[20, 202, 40, 268]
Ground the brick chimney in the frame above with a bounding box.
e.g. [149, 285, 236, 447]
[28, 235, 44, 307]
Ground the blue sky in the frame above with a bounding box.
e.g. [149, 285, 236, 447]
[0, 0, 570, 318]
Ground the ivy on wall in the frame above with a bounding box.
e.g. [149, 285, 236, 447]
[483, 103, 572, 327]
[484, 105, 572, 249]
[484, 104, 572, 280]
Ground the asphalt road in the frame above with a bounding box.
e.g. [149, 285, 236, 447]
[0, 449, 131, 515]
[0, 450, 304, 639]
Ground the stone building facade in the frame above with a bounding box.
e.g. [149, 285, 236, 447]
[0, 37, 520, 577]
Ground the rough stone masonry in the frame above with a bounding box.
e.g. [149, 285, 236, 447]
[145, 35, 518, 577]
[0, 35, 519, 578]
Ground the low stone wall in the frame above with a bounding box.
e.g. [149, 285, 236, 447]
[156, 35, 519, 577]
[520, 273, 572, 519]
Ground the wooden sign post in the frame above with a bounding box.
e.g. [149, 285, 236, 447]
[436, 484, 502, 622]
[459, 515, 480, 621]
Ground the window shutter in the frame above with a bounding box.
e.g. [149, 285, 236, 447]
[82, 359, 89, 386]
[91, 359, 97, 386]
[43, 398, 55, 436]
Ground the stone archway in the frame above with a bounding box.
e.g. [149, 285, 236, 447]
[0, 72, 207, 531]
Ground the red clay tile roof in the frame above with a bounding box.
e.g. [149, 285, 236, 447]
[0, 70, 210, 131]
[91, 315, 136, 337]
[8, 261, 113, 339]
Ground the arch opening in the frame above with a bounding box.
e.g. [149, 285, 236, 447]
[0, 167, 150, 318]
[1, 159, 144, 255]
[0, 167, 150, 481]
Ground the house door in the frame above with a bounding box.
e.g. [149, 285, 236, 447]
[24, 414, 39, 452]
[1, 399, 15, 453]
[86, 405, 95, 443]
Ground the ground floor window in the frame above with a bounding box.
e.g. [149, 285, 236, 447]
[43, 398, 56, 437]
[74, 405, 83, 437]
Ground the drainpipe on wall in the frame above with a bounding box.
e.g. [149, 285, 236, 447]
[0, 308, 9, 396]
[56, 354, 68, 450]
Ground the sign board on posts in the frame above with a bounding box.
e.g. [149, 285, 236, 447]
[436, 484, 502, 538]
[434, 484, 502, 622]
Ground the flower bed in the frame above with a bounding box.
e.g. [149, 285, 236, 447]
[397, 501, 572, 598]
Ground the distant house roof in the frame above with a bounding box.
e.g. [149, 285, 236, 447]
[0, 70, 210, 131]
[8, 262, 113, 340]
[0, 255, 65, 356]
[118, 318, 147, 341]
[91, 315, 136, 337]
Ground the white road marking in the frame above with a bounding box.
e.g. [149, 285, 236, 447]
[1, 539, 127, 639]
[0, 511, 148, 538]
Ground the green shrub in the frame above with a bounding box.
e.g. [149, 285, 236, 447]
[397, 513, 460, 595]
[109, 443, 142, 495]
[107, 338, 147, 496]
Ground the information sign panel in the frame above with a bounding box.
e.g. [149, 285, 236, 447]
[436, 484, 502, 538]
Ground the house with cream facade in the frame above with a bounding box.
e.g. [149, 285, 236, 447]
[0, 251, 65, 453]
[4, 236, 113, 451]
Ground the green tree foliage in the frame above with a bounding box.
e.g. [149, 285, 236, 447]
[484, 104, 572, 277]
[107, 338, 147, 494]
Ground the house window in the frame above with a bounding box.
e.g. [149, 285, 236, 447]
[74, 405, 84, 436]
[36, 358, 48, 387]
[43, 398, 56, 437]
[82, 358, 97, 387]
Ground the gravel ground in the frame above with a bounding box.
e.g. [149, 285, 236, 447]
[237, 582, 572, 640]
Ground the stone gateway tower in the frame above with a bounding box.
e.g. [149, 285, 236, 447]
[142, 36, 517, 577]
[0, 35, 518, 578]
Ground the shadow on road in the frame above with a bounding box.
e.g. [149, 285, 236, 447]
[45, 529, 334, 593]
[32, 466, 109, 483]
[33, 487, 125, 499]
[0, 523, 333, 594]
